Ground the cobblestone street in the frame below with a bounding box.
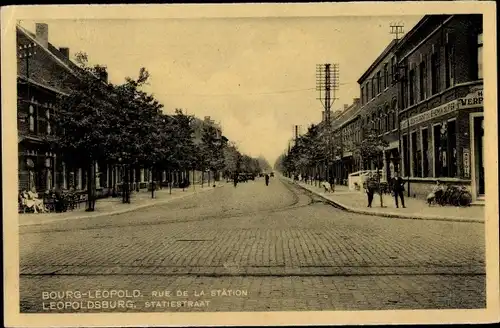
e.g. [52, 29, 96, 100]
[19, 178, 486, 312]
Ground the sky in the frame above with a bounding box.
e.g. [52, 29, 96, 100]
[20, 16, 422, 166]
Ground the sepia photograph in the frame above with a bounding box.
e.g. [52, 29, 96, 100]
[2, 2, 499, 327]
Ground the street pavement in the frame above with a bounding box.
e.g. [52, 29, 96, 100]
[19, 177, 485, 313]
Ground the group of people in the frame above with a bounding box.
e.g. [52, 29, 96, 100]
[19, 188, 46, 213]
[363, 172, 406, 208]
[19, 186, 74, 213]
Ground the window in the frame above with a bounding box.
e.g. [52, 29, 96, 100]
[409, 69, 415, 105]
[46, 109, 51, 135]
[477, 33, 483, 79]
[402, 66, 409, 108]
[366, 81, 370, 101]
[392, 111, 396, 130]
[411, 131, 421, 177]
[391, 56, 397, 83]
[29, 104, 35, 132]
[371, 77, 375, 99]
[445, 42, 454, 88]
[384, 111, 389, 132]
[433, 121, 457, 177]
[361, 86, 365, 105]
[422, 128, 429, 177]
[384, 63, 388, 89]
[419, 58, 427, 101]
[431, 51, 440, 95]
[402, 134, 410, 177]
[376, 71, 381, 94]
[448, 120, 457, 177]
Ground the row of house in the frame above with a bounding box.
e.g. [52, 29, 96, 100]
[17, 23, 222, 195]
[323, 14, 484, 202]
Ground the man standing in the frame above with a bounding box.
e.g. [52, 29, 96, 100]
[392, 171, 406, 208]
[365, 173, 377, 208]
[265, 174, 270, 186]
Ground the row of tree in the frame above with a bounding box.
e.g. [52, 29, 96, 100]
[274, 122, 387, 182]
[49, 52, 269, 211]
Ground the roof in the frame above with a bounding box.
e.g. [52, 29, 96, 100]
[393, 15, 450, 56]
[357, 39, 399, 84]
[17, 24, 79, 78]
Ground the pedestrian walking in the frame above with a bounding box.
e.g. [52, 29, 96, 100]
[233, 172, 238, 188]
[265, 174, 270, 186]
[392, 171, 406, 208]
[365, 173, 377, 208]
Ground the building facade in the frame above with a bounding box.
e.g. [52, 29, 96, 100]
[394, 14, 484, 201]
[17, 23, 79, 193]
[331, 99, 362, 183]
[357, 39, 400, 182]
[17, 23, 156, 195]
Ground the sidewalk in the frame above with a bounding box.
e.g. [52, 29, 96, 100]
[19, 183, 223, 226]
[283, 177, 484, 223]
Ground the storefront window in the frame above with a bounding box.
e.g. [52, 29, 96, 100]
[402, 134, 409, 177]
[421, 128, 429, 177]
[433, 121, 457, 177]
[411, 131, 421, 177]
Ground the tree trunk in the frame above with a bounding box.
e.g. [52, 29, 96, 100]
[151, 166, 155, 199]
[169, 170, 172, 195]
[85, 160, 96, 212]
[192, 168, 195, 190]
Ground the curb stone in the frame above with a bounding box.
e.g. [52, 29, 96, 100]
[19, 185, 224, 226]
[282, 178, 484, 224]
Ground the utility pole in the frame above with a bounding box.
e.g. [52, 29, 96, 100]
[390, 22, 405, 41]
[390, 22, 411, 197]
[316, 63, 339, 183]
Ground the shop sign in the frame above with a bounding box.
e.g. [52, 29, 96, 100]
[463, 148, 470, 178]
[401, 100, 458, 129]
[457, 88, 483, 109]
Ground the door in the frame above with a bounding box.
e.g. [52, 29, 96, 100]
[474, 116, 485, 195]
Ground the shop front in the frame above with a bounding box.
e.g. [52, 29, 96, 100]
[399, 85, 484, 200]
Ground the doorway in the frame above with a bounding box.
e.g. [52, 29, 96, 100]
[473, 116, 485, 196]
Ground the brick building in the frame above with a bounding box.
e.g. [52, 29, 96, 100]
[17, 23, 81, 193]
[394, 14, 484, 201]
[331, 99, 361, 183]
[357, 39, 400, 182]
[17, 23, 151, 195]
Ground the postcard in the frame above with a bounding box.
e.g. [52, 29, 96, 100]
[2, 2, 499, 327]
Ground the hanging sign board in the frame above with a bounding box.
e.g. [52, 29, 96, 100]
[463, 148, 470, 178]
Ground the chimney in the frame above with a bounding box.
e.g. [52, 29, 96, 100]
[353, 97, 360, 104]
[99, 71, 108, 83]
[322, 111, 325, 122]
[344, 104, 349, 111]
[59, 47, 69, 58]
[35, 23, 49, 48]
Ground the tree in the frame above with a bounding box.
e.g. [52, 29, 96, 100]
[52, 52, 118, 211]
[200, 124, 226, 185]
[353, 128, 389, 206]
